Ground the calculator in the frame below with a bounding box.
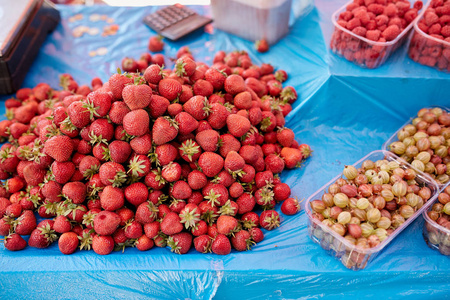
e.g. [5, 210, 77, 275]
[143, 4, 213, 41]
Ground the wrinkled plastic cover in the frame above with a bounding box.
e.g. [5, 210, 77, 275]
[1, 1, 450, 299]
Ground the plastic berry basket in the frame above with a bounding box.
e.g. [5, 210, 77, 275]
[330, 0, 424, 69]
[305, 150, 440, 270]
[382, 106, 450, 188]
[408, 19, 450, 72]
[422, 190, 450, 256]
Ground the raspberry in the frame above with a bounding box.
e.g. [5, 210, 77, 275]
[366, 29, 381, 41]
[425, 11, 440, 26]
[366, 20, 377, 30]
[409, 48, 420, 62]
[346, 3, 359, 12]
[353, 50, 365, 64]
[376, 0, 387, 4]
[441, 25, 450, 37]
[384, 4, 398, 17]
[343, 50, 355, 61]
[429, 23, 442, 34]
[367, 3, 384, 15]
[413, 1, 423, 11]
[418, 56, 437, 67]
[364, 0, 376, 6]
[418, 21, 429, 33]
[404, 9, 418, 24]
[365, 58, 379, 69]
[432, 0, 444, 9]
[352, 26, 367, 37]
[437, 56, 448, 69]
[354, 10, 371, 26]
[396, 1, 411, 16]
[340, 11, 353, 22]
[382, 25, 401, 41]
[440, 15, 450, 26]
[375, 14, 389, 26]
[445, 37, 450, 43]
[337, 20, 348, 28]
[365, 48, 381, 60]
[442, 49, 450, 61]
[388, 17, 403, 28]
[436, 5, 450, 16]
[347, 40, 360, 52]
[346, 18, 362, 30]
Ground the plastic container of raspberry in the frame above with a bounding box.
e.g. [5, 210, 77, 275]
[305, 150, 440, 271]
[330, 0, 423, 69]
[422, 188, 450, 256]
[211, 0, 296, 45]
[382, 106, 450, 188]
[408, 18, 450, 72]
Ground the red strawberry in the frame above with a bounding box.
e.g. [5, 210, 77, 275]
[149, 95, 170, 118]
[265, 154, 285, 173]
[99, 161, 126, 186]
[198, 152, 224, 177]
[280, 147, 303, 169]
[211, 233, 231, 255]
[249, 227, 264, 243]
[204, 68, 226, 90]
[54, 215, 72, 233]
[236, 193, 256, 214]
[109, 101, 130, 124]
[58, 232, 79, 254]
[23, 163, 46, 186]
[62, 181, 86, 204]
[227, 114, 251, 137]
[4, 233, 27, 251]
[122, 82, 153, 111]
[128, 154, 151, 177]
[188, 170, 208, 190]
[121, 57, 137, 72]
[28, 224, 57, 248]
[108, 73, 134, 100]
[179, 85, 194, 103]
[125, 182, 149, 207]
[167, 232, 192, 254]
[175, 57, 196, 77]
[161, 212, 183, 235]
[136, 234, 154, 251]
[155, 143, 178, 166]
[123, 109, 149, 137]
[193, 234, 212, 253]
[148, 35, 164, 52]
[158, 78, 182, 101]
[135, 201, 158, 224]
[143, 221, 160, 239]
[44, 135, 74, 162]
[259, 210, 280, 230]
[130, 133, 153, 155]
[273, 183, 290, 201]
[219, 134, 241, 157]
[171, 180, 192, 200]
[224, 74, 246, 95]
[152, 116, 179, 145]
[94, 211, 121, 235]
[86, 90, 113, 117]
[161, 162, 182, 182]
[195, 129, 220, 152]
[231, 229, 254, 251]
[224, 151, 245, 174]
[255, 39, 269, 53]
[216, 215, 239, 236]
[124, 220, 143, 239]
[229, 182, 244, 198]
[277, 127, 294, 147]
[67, 101, 91, 128]
[193, 79, 214, 97]
[144, 64, 164, 84]
[183, 95, 211, 120]
[109, 140, 132, 164]
[15, 210, 37, 235]
[100, 186, 124, 211]
[281, 197, 300, 215]
[92, 235, 114, 255]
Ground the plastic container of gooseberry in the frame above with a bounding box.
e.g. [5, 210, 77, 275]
[382, 106, 450, 188]
[305, 150, 440, 270]
[408, 14, 450, 73]
[422, 187, 450, 256]
[330, 0, 424, 69]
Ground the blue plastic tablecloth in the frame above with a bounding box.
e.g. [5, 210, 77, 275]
[1, 1, 449, 299]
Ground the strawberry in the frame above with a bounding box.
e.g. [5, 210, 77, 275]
[193, 79, 214, 97]
[44, 135, 74, 162]
[109, 101, 130, 124]
[179, 85, 194, 103]
[58, 232, 79, 254]
[219, 134, 241, 157]
[135, 201, 158, 224]
[22, 163, 46, 186]
[136, 234, 154, 251]
[121, 57, 137, 73]
[280, 147, 303, 169]
[125, 182, 149, 207]
[108, 141, 131, 164]
[155, 143, 178, 166]
[224, 74, 246, 95]
[224, 151, 245, 175]
[99, 161, 127, 187]
[183, 95, 211, 120]
[187, 170, 207, 190]
[62, 181, 86, 204]
[28, 223, 57, 248]
[175, 57, 196, 77]
[108, 73, 134, 100]
[239, 145, 258, 165]
[167, 232, 192, 254]
[158, 78, 182, 101]
[67, 101, 91, 128]
[152, 116, 179, 145]
[249, 227, 264, 243]
[4, 233, 27, 251]
[122, 82, 153, 111]
[149, 95, 170, 118]
[54, 215, 72, 233]
[198, 152, 224, 178]
[216, 215, 239, 236]
[15, 210, 37, 235]
[227, 114, 251, 138]
[273, 183, 290, 201]
[100, 186, 124, 211]
[161, 212, 183, 235]
[94, 211, 121, 235]
[128, 154, 151, 177]
[193, 234, 212, 253]
[231, 229, 254, 251]
[144, 64, 164, 84]
[124, 220, 143, 239]
[281, 197, 300, 215]
[161, 162, 182, 182]
[148, 35, 164, 52]
[92, 235, 114, 255]
[143, 221, 160, 239]
[234, 91, 252, 110]
[236, 193, 256, 214]
[130, 133, 152, 155]
[255, 39, 269, 53]
[229, 182, 244, 198]
[211, 233, 231, 255]
[0, 197, 11, 215]
[151, 53, 165, 66]
[204, 68, 226, 90]
[123, 109, 149, 137]
[277, 127, 294, 147]
[171, 180, 192, 200]
[259, 210, 280, 230]
[265, 154, 285, 173]
[195, 129, 220, 152]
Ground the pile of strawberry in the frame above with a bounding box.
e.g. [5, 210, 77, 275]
[409, 0, 450, 71]
[0, 48, 311, 255]
[331, 0, 423, 68]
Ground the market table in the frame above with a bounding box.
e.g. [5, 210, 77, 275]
[1, 1, 449, 299]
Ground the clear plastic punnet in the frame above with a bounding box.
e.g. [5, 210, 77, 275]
[305, 150, 440, 270]
[382, 106, 450, 188]
[330, 0, 423, 69]
[408, 19, 450, 73]
[210, 0, 294, 45]
[422, 185, 450, 256]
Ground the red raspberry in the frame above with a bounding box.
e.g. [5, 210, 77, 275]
[343, 50, 355, 61]
[425, 11, 440, 26]
[396, 1, 411, 16]
[354, 10, 370, 26]
[352, 26, 367, 37]
[442, 49, 450, 61]
[418, 21, 429, 33]
[429, 23, 443, 34]
[404, 9, 418, 24]
[353, 50, 365, 64]
[384, 4, 398, 17]
[432, 0, 444, 9]
[429, 46, 443, 58]
[382, 25, 401, 41]
[440, 15, 450, 26]
[418, 56, 437, 67]
[437, 56, 448, 70]
[388, 17, 403, 29]
[337, 20, 348, 28]
[376, 0, 387, 4]
[441, 25, 450, 37]
[364, 0, 376, 6]
[339, 11, 353, 22]
[413, 1, 423, 11]
[346, 17, 362, 30]
[409, 48, 420, 61]
[375, 14, 389, 26]
[366, 29, 381, 41]
[367, 3, 384, 15]
[366, 20, 377, 30]
[346, 3, 359, 12]
[436, 5, 450, 16]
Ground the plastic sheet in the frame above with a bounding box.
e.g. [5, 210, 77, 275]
[1, 1, 450, 299]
